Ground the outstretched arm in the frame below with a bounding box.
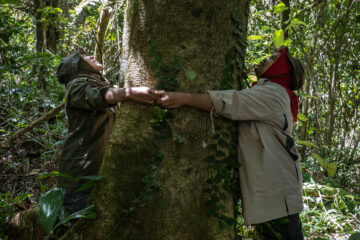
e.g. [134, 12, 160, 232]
[104, 87, 160, 105]
[157, 92, 213, 111]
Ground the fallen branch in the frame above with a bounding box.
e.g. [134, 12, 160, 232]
[1, 102, 65, 149]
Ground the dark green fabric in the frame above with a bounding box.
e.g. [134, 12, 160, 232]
[58, 77, 116, 193]
[56, 48, 86, 84]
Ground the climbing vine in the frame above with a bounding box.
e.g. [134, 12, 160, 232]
[118, 14, 248, 233]
[204, 13, 248, 234]
[118, 38, 181, 217]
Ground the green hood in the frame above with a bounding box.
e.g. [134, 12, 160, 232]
[57, 48, 103, 84]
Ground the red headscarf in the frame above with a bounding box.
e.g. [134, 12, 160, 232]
[257, 48, 299, 122]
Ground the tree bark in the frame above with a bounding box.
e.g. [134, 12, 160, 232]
[281, 0, 290, 39]
[94, 0, 116, 63]
[61, 0, 249, 239]
[45, 0, 59, 52]
[33, 0, 46, 89]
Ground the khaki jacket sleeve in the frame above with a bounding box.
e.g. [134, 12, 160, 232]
[66, 77, 114, 111]
[208, 84, 288, 121]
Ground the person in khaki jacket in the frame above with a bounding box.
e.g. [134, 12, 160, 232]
[56, 48, 160, 214]
[157, 47, 305, 239]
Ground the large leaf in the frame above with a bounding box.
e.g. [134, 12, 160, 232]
[312, 156, 325, 170]
[76, 175, 104, 192]
[273, 29, 284, 49]
[296, 140, 318, 148]
[53, 205, 97, 231]
[312, 153, 327, 168]
[326, 163, 337, 178]
[38, 188, 66, 234]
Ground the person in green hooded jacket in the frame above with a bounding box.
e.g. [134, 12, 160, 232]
[56, 48, 159, 214]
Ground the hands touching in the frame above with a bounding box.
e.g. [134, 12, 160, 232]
[124, 88, 188, 108]
[156, 92, 188, 108]
[157, 91, 213, 112]
[105, 87, 161, 105]
[126, 87, 160, 105]
[105, 86, 212, 111]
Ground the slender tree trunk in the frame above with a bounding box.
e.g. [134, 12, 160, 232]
[45, 0, 59, 52]
[61, 0, 249, 239]
[34, 0, 44, 52]
[34, 0, 46, 89]
[94, 0, 116, 63]
[281, 0, 290, 39]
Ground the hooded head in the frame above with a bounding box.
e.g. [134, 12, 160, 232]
[56, 48, 103, 85]
[253, 47, 304, 122]
[254, 47, 304, 90]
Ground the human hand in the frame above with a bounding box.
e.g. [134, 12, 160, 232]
[127, 87, 160, 105]
[156, 92, 188, 108]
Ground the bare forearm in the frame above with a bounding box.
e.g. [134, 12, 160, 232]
[104, 87, 129, 104]
[183, 93, 213, 112]
[104, 87, 159, 105]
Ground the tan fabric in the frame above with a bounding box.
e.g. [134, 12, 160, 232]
[208, 78, 303, 225]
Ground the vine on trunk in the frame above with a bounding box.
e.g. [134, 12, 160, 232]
[204, 13, 247, 234]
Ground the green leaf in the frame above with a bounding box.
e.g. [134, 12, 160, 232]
[273, 2, 288, 14]
[286, 18, 307, 30]
[248, 35, 262, 41]
[153, 106, 167, 121]
[297, 113, 309, 122]
[38, 188, 66, 234]
[172, 58, 182, 70]
[296, 140, 318, 148]
[173, 133, 186, 143]
[273, 29, 284, 49]
[298, 93, 320, 99]
[282, 38, 292, 47]
[254, 54, 272, 64]
[311, 153, 327, 168]
[77, 175, 103, 181]
[76, 181, 95, 192]
[53, 205, 97, 231]
[326, 163, 337, 178]
[185, 69, 197, 80]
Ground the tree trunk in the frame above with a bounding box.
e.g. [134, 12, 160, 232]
[94, 0, 116, 63]
[281, 0, 290, 39]
[61, 0, 249, 239]
[34, 0, 46, 89]
[45, 0, 59, 52]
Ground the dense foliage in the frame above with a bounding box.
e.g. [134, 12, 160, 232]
[0, 0, 359, 239]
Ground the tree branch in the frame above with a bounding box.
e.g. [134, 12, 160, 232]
[1, 102, 65, 149]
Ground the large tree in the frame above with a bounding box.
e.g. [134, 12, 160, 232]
[61, 0, 249, 239]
